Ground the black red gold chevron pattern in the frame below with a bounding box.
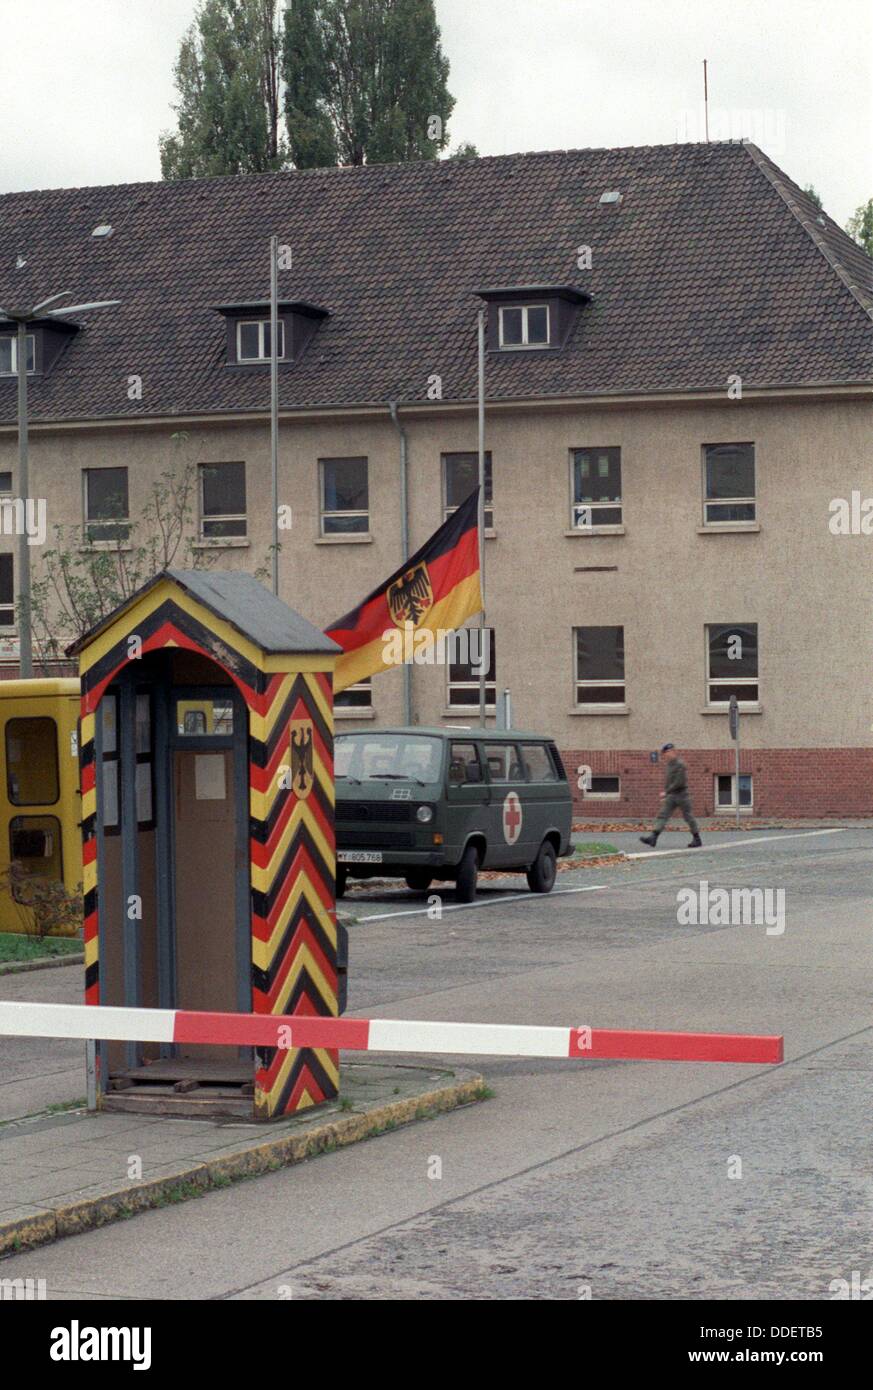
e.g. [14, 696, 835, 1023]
[78, 576, 339, 1118]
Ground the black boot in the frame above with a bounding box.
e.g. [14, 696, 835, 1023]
[688, 833, 702, 848]
[639, 833, 659, 847]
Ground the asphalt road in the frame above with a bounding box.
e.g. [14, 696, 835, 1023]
[1, 826, 871, 1300]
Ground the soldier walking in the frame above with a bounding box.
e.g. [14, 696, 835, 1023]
[640, 743, 702, 848]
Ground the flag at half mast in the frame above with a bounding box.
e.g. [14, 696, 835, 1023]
[326, 488, 483, 694]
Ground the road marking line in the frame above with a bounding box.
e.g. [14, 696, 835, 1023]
[626, 828, 845, 859]
[357, 883, 609, 922]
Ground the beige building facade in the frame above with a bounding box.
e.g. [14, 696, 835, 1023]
[2, 384, 869, 817]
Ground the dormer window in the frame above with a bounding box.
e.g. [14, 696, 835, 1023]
[0, 334, 35, 376]
[498, 304, 550, 349]
[215, 299, 329, 369]
[474, 285, 590, 353]
[236, 319, 285, 363]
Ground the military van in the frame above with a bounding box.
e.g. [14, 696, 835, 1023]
[334, 727, 573, 901]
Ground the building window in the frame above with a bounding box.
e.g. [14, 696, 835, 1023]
[585, 774, 621, 798]
[498, 304, 550, 348]
[574, 626, 625, 707]
[0, 554, 13, 627]
[84, 468, 130, 543]
[447, 628, 495, 709]
[200, 462, 247, 538]
[335, 679, 372, 709]
[571, 448, 622, 527]
[236, 319, 284, 363]
[707, 623, 759, 704]
[0, 334, 35, 375]
[443, 452, 493, 530]
[0, 472, 12, 495]
[703, 444, 756, 523]
[320, 457, 369, 535]
[716, 773, 753, 810]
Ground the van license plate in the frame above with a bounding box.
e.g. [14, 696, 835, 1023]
[338, 851, 383, 864]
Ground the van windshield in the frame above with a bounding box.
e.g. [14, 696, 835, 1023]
[335, 733, 443, 784]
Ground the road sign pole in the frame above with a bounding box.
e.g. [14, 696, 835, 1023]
[729, 694, 740, 829]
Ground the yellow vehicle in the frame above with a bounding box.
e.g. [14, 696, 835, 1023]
[0, 678, 82, 934]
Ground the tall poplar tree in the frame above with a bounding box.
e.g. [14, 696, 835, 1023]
[160, 0, 285, 179]
[283, 0, 455, 168]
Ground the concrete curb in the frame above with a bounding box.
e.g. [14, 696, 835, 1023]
[0, 1068, 487, 1257]
[0, 952, 84, 977]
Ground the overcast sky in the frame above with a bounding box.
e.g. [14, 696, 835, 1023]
[1, 0, 870, 227]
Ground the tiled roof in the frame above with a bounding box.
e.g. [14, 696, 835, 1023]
[0, 141, 870, 425]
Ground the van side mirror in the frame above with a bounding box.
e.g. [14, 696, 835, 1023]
[465, 762, 482, 784]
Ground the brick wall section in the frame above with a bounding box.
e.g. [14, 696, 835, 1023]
[561, 748, 873, 819]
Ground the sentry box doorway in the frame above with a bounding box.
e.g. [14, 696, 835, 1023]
[69, 570, 345, 1119]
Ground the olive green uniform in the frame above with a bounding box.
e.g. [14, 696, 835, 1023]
[653, 757, 699, 835]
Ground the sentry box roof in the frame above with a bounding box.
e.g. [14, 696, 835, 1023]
[67, 569, 341, 659]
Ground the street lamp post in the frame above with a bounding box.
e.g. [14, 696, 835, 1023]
[0, 293, 120, 677]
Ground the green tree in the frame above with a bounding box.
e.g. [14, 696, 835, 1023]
[802, 184, 823, 210]
[160, 0, 286, 179]
[845, 199, 873, 257]
[283, 0, 455, 168]
[28, 449, 214, 667]
[449, 141, 479, 160]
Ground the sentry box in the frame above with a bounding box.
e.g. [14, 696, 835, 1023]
[69, 570, 345, 1120]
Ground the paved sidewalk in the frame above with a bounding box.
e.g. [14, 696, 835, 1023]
[0, 1061, 485, 1255]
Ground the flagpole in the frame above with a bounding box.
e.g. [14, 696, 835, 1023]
[270, 234, 279, 596]
[477, 308, 486, 727]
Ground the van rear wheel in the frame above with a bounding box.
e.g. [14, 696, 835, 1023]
[527, 840, 557, 893]
[336, 866, 347, 898]
[405, 871, 433, 893]
[455, 845, 480, 903]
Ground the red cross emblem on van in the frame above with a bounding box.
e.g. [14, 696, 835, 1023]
[502, 791, 522, 845]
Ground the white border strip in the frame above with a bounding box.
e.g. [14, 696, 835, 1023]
[368, 1018, 570, 1057]
[0, 1001, 175, 1043]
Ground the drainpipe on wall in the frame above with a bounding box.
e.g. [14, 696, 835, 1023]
[388, 400, 412, 725]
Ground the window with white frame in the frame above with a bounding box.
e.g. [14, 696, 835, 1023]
[571, 447, 622, 527]
[320, 457, 369, 535]
[0, 334, 35, 376]
[498, 304, 550, 348]
[200, 462, 247, 538]
[703, 443, 756, 523]
[84, 467, 130, 543]
[574, 626, 625, 707]
[236, 319, 285, 363]
[715, 772, 753, 810]
[447, 628, 495, 709]
[706, 623, 758, 704]
[585, 774, 621, 798]
[335, 679, 372, 710]
[443, 452, 493, 530]
[0, 554, 14, 627]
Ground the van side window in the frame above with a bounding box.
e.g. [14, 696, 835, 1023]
[6, 718, 59, 806]
[520, 743, 558, 782]
[483, 743, 524, 782]
[448, 742, 482, 785]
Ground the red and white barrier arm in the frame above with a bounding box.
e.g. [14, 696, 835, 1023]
[0, 1001, 783, 1064]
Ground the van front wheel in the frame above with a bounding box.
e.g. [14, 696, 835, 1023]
[455, 845, 480, 903]
[527, 841, 557, 893]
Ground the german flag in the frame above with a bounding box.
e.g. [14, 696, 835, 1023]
[326, 488, 483, 693]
